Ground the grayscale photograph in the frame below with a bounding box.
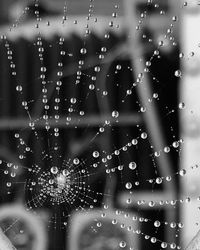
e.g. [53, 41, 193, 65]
[0, 0, 198, 250]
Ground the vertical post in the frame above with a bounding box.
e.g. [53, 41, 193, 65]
[180, 1, 200, 248]
[123, 0, 178, 245]
[0, 228, 15, 250]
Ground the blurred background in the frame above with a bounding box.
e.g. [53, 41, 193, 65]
[0, 0, 198, 250]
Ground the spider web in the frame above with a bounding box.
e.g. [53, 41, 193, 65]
[0, 0, 196, 250]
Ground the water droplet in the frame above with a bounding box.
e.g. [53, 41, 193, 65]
[179, 102, 185, 109]
[179, 169, 186, 176]
[125, 182, 132, 189]
[146, 61, 151, 67]
[89, 84, 95, 90]
[141, 132, 147, 139]
[112, 110, 119, 118]
[97, 222, 102, 227]
[116, 64, 121, 70]
[6, 182, 11, 187]
[156, 177, 162, 184]
[49, 179, 54, 185]
[170, 243, 176, 249]
[149, 201, 155, 207]
[119, 241, 126, 248]
[161, 242, 168, 248]
[62, 170, 69, 176]
[129, 162, 137, 170]
[166, 176, 172, 181]
[93, 151, 99, 158]
[151, 237, 157, 243]
[172, 16, 178, 22]
[164, 146, 170, 153]
[179, 52, 184, 58]
[174, 70, 182, 77]
[131, 139, 138, 145]
[51, 166, 58, 175]
[70, 98, 76, 104]
[154, 220, 161, 227]
[172, 141, 179, 148]
[80, 48, 87, 54]
[94, 66, 101, 72]
[73, 158, 80, 165]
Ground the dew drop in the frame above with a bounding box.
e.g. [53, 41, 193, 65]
[112, 110, 119, 118]
[131, 139, 138, 145]
[129, 162, 137, 170]
[119, 241, 126, 248]
[80, 48, 87, 54]
[179, 102, 185, 109]
[125, 182, 132, 189]
[51, 166, 58, 175]
[179, 169, 186, 176]
[141, 132, 147, 139]
[16, 85, 22, 92]
[154, 220, 161, 227]
[73, 158, 80, 165]
[156, 177, 162, 184]
[161, 242, 168, 248]
[93, 151, 99, 158]
[174, 70, 182, 77]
